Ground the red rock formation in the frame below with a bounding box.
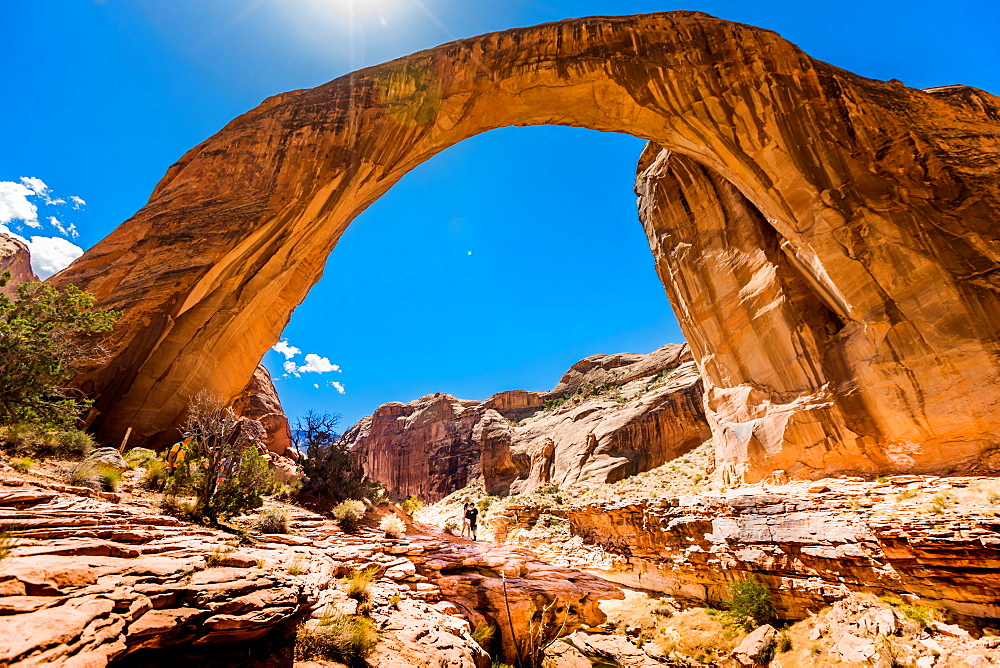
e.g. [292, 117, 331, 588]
[0, 234, 38, 296]
[345, 344, 710, 501]
[233, 364, 295, 460]
[545, 476, 1000, 624]
[47, 12, 1000, 483]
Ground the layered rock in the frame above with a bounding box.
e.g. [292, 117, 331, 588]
[44, 12, 1000, 485]
[524, 476, 1000, 625]
[0, 477, 623, 666]
[344, 343, 710, 502]
[0, 234, 38, 296]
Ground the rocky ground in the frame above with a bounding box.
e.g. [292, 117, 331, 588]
[3, 448, 1000, 667]
[0, 456, 620, 667]
[420, 456, 1000, 666]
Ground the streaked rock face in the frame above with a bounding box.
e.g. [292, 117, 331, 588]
[48, 12, 1000, 480]
[344, 344, 710, 502]
[0, 234, 38, 296]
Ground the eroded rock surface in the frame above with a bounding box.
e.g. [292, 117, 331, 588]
[519, 476, 1000, 625]
[345, 344, 709, 501]
[0, 478, 622, 666]
[0, 234, 38, 296]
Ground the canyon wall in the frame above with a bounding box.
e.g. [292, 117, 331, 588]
[0, 234, 38, 296]
[47, 12, 1000, 481]
[344, 344, 710, 502]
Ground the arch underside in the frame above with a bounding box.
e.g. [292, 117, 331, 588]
[50, 11, 1000, 481]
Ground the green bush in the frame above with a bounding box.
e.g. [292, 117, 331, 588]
[296, 612, 378, 666]
[124, 447, 159, 469]
[0, 424, 94, 458]
[159, 495, 201, 522]
[142, 459, 168, 490]
[256, 508, 290, 534]
[333, 499, 367, 532]
[297, 411, 383, 503]
[400, 494, 423, 516]
[443, 519, 459, 535]
[209, 448, 274, 519]
[722, 575, 776, 632]
[0, 273, 120, 428]
[10, 456, 33, 472]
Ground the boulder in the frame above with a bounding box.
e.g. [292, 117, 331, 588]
[732, 624, 776, 666]
[83, 446, 128, 472]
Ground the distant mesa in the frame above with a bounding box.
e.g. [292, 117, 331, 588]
[342, 343, 711, 502]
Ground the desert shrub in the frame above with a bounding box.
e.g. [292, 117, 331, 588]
[124, 447, 159, 469]
[296, 411, 383, 503]
[333, 499, 367, 532]
[296, 611, 378, 666]
[722, 575, 776, 631]
[142, 459, 168, 490]
[206, 543, 235, 567]
[477, 496, 496, 513]
[0, 273, 120, 429]
[379, 514, 406, 538]
[10, 456, 33, 472]
[0, 424, 95, 458]
[400, 494, 423, 516]
[346, 567, 376, 602]
[776, 631, 792, 653]
[287, 556, 309, 575]
[895, 489, 919, 502]
[181, 393, 274, 521]
[443, 519, 460, 535]
[256, 508, 290, 534]
[0, 526, 18, 561]
[471, 622, 495, 648]
[899, 603, 935, 627]
[543, 397, 565, 411]
[159, 495, 200, 522]
[389, 593, 401, 609]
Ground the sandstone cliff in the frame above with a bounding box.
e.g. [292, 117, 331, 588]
[233, 364, 295, 461]
[46, 11, 1000, 484]
[0, 234, 38, 296]
[344, 343, 710, 502]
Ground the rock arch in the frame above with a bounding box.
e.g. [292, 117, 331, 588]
[51, 11, 1000, 480]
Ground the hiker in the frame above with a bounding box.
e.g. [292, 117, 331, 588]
[464, 502, 480, 541]
[460, 503, 472, 538]
[166, 433, 192, 476]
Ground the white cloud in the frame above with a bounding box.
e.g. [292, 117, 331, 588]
[70, 195, 86, 208]
[297, 353, 341, 374]
[282, 360, 299, 376]
[313, 383, 319, 389]
[0, 181, 39, 226]
[24, 235, 84, 279]
[48, 216, 78, 238]
[331, 381, 346, 394]
[272, 339, 301, 360]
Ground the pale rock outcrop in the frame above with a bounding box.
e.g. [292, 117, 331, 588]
[344, 344, 710, 501]
[45, 13, 1000, 485]
[0, 234, 38, 297]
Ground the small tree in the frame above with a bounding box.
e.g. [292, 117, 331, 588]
[722, 575, 777, 631]
[181, 392, 273, 520]
[297, 411, 381, 502]
[0, 272, 120, 427]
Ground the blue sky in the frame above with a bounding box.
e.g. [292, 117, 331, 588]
[2, 1, 998, 431]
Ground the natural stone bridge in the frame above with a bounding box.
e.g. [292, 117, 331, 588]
[51, 11, 1000, 481]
